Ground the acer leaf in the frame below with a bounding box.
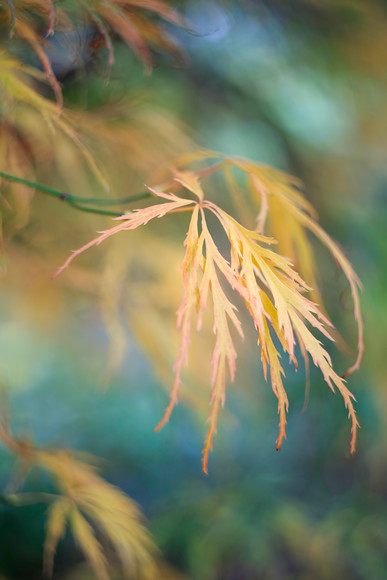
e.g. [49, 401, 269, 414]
[55, 158, 360, 472]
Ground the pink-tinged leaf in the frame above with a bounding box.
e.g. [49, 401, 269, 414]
[202, 360, 224, 475]
[199, 210, 244, 472]
[154, 205, 204, 431]
[99, 5, 153, 71]
[155, 205, 244, 473]
[263, 319, 289, 451]
[54, 190, 194, 278]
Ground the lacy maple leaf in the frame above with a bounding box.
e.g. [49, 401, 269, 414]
[54, 166, 359, 473]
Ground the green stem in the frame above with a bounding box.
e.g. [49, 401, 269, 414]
[0, 162, 224, 217]
[0, 171, 152, 216]
[66, 202, 123, 217]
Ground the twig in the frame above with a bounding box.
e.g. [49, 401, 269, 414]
[0, 162, 224, 217]
[0, 171, 152, 217]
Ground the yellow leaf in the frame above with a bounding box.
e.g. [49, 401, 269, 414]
[70, 507, 110, 580]
[37, 450, 156, 578]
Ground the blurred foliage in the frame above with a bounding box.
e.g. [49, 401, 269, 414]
[0, 416, 155, 580]
[0, 0, 387, 579]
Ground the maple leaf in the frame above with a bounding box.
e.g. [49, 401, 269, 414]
[55, 163, 360, 473]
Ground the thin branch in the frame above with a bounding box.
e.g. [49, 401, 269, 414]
[66, 202, 123, 217]
[0, 162, 225, 217]
[0, 171, 152, 216]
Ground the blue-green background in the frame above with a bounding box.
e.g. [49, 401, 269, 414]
[1, 1, 386, 578]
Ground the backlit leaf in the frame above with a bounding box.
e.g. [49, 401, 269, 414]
[55, 154, 361, 471]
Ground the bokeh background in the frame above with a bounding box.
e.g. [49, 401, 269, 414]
[1, 1, 387, 578]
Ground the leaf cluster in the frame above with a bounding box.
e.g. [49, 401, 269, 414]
[54, 151, 362, 473]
